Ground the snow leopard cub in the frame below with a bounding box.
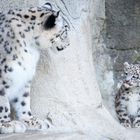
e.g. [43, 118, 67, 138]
[115, 62, 140, 128]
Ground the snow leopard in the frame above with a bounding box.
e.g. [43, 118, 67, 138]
[0, 2, 69, 133]
[115, 62, 140, 128]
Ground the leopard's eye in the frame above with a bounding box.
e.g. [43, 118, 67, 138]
[43, 2, 52, 10]
[132, 75, 136, 78]
[125, 73, 128, 75]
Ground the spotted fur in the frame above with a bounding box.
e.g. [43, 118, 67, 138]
[115, 62, 140, 128]
[0, 3, 69, 134]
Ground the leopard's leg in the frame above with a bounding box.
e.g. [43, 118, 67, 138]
[11, 82, 51, 131]
[0, 89, 26, 134]
[133, 115, 140, 128]
[132, 96, 140, 128]
[116, 109, 132, 128]
[115, 94, 131, 128]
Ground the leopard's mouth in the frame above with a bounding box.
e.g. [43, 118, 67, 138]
[51, 25, 70, 51]
[56, 46, 65, 51]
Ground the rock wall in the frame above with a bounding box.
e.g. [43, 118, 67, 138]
[32, 0, 102, 130]
[94, 0, 140, 117]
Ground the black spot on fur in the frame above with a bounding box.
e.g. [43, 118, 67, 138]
[34, 36, 39, 40]
[4, 23, 9, 27]
[0, 15, 5, 21]
[8, 114, 10, 118]
[1, 58, 6, 64]
[21, 101, 26, 106]
[17, 24, 22, 27]
[5, 85, 9, 89]
[116, 110, 124, 113]
[24, 15, 29, 18]
[19, 32, 25, 38]
[2, 81, 6, 85]
[1, 28, 4, 33]
[16, 40, 19, 43]
[121, 97, 125, 100]
[4, 42, 12, 54]
[1, 120, 4, 123]
[11, 17, 19, 21]
[135, 120, 140, 124]
[40, 13, 44, 17]
[4, 65, 8, 73]
[28, 9, 36, 13]
[0, 69, 2, 77]
[23, 111, 26, 114]
[119, 118, 125, 123]
[7, 67, 13, 72]
[0, 37, 4, 43]
[24, 26, 30, 32]
[17, 13, 22, 18]
[24, 49, 28, 53]
[18, 62, 22, 66]
[7, 30, 15, 39]
[13, 54, 18, 60]
[0, 89, 5, 96]
[15, 8, 22, 11]
[125, 88, 129, 91]
[13, 98, 18, 103]
[23, 41, 26, 46]
[8, 10, 15, 15]
[4, 41, 9, 47]
[31, 26, 34, 30]
[23, 92, 29, 97]
[5, 107, 8, 112]
[31, 15, 36, 20]
[37, 8, 42, 12]
[43, 14, 56, 30]
[123, 113, 127, 116]
[35, 41, 40, 46]
[56, 47, 64, 51]
[4, 116, 7, 119]
[28, 111, 32, 116]
[0, 106, 3, 112]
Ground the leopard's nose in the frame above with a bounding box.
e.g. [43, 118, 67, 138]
[54, 11, 60, 18]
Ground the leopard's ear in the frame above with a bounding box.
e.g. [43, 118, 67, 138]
[124, 62, 130, 68]
[43, 11, 60, 30]
[43, 2, 52, 10]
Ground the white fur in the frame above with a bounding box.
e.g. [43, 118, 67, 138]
[6, 47, 39, 101]
[0, 3, 69, 133]
[127, 94, 140, 116]
[0, 120, 26, 134]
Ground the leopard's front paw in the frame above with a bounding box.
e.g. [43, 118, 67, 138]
[0, 121, 26, 134]
[21, 117, 51, 131]
[121, 122, 131, 128]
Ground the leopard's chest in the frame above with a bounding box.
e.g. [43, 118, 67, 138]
[6, 46, 40, 100]
[21, 47, 40, 79]
[127, 93, 140, 116]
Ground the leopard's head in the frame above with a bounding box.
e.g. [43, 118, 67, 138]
[31, 3, 70, 51]
[123, 62, 140, 88]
